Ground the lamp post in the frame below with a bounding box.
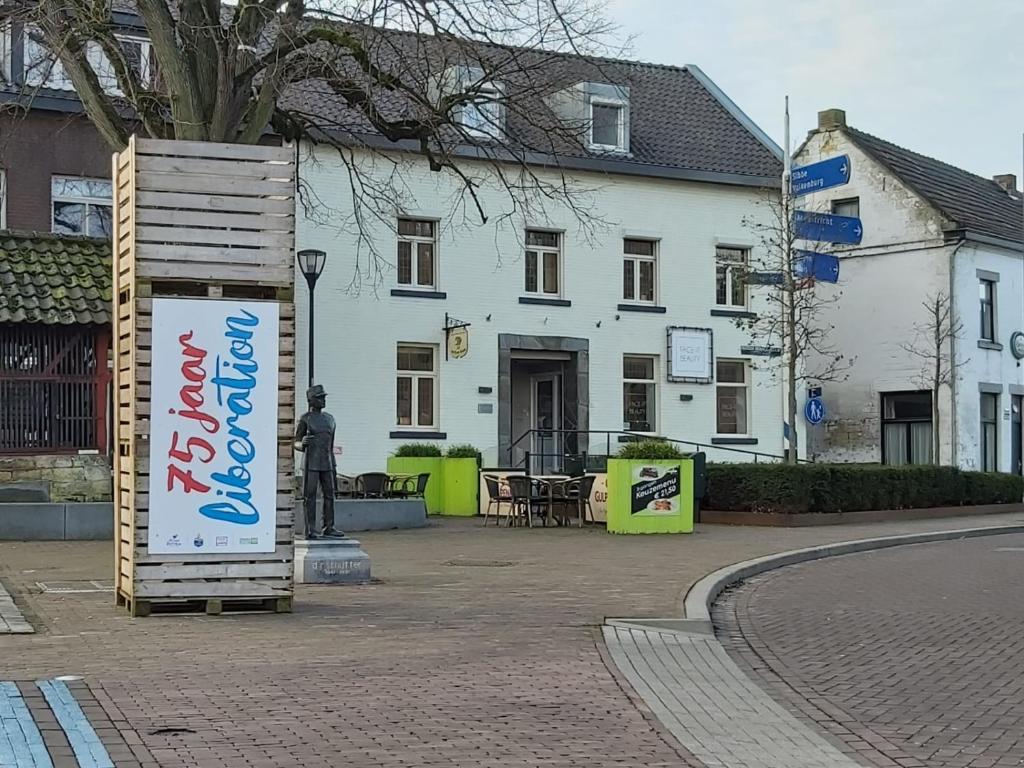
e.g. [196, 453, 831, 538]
[297, 249, 327, 386]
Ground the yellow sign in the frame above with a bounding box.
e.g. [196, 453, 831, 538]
[448, 326, 469, 359]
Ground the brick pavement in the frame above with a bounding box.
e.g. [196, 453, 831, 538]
[715, 532, 1024, 768]
[1, 513, 1023, 767]
[0, 579, 32, 634]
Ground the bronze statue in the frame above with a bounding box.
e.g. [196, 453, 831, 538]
[295, 384, 345, 539]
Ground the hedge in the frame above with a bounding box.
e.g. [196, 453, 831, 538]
[703, 463, 1024, 514]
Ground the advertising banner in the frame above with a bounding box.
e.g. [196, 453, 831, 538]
[667, 327, 713, 382]
[147, 298, 280, 554]
[630, 464, 681, 516]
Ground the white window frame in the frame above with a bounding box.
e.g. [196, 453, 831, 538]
[460, 83, 504, 140]
[524, 229, 562, 297]
[979, 277, 997, 342]
[831, 197, 860, 218]
[623, 238, 658, 304]
[715, 358, 750, 436]
[396, 218, 438, 290]
[0, 22, 11, 83]
[51, 176, 113, 237]
[623, 355, 658, 434]
[715, 245, 749, 309]
[588, 97, 627, 152]
[396, 344, 438, 430]
[0, 170, 7, 230]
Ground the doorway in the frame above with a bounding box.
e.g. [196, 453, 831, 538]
[1012, 395, 1022, 475]
[531, 373, 562, 474]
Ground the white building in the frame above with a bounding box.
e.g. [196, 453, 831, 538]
[295, 59, 790, 473]
[796, 109, 1024, 472]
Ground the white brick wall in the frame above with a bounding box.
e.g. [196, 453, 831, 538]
[295, 144, 788, 473]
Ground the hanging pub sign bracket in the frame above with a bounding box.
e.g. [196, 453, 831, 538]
[443, 313, 471, 360]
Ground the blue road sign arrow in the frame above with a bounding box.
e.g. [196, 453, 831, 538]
[793, 250, 840, 284]
[791, 155, 851, 197]
[793, 210, 863, 245]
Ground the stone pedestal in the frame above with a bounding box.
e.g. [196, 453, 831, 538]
[294, 538, 371, 584]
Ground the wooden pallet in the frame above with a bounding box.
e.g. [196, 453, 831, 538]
[111, 137, 297, 614]
[117, 592, 293, 617]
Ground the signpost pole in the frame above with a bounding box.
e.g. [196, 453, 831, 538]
[781, 97, 798, 463]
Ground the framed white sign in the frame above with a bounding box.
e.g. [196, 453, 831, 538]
[147, 298, 280, 554]
[667, 327, 713, 383]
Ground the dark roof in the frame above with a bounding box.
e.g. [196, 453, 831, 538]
[846, 127, 1023, 244]
[0, 232, 111, 325]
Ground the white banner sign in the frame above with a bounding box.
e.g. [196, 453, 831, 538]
[667, 327, 713, 382]
[148, 298, 280, 554]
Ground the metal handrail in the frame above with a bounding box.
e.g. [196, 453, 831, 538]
[508, 427, 810, 466]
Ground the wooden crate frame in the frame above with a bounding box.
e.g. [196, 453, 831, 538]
[112, 137, 297, 616]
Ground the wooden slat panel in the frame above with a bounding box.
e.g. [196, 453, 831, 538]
[133, 580, 291, 598]
[135, 562, 292, 579]
[136, 155, 295, 180]
[136, 172, 293, 198]
[134, 545, 293, 564]
[137, 242, 291, 264]
[136, 138, 292, 162]
[136, 190, 294, 214]
[137, 259, 292, 285]
[136, 225, 294, 249]
[136, 208, 293, 232]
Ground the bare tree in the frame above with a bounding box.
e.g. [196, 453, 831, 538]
[898, 291, 966, 465]
[1, 0, 625, 285]
[739, 194, 854, 463]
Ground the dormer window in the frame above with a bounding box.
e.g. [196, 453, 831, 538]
[460, 84, 504, 140]
[590, 98, 626, 151]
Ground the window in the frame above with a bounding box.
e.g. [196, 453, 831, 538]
[460, 85, 503, 139]
[0, 169, 6, 230]
[715, 246, 748, 307]
[590, 100, 625, 150]
[396, 345, 437, 429]
[524, 230, 560, 296]
[831, 197, 860, 218]
[623, 356, 656, 432]
[979, 278, 996, 342]
[52, 177, 113, 238]
[22, 26, 152, 94]
[981, 393, 998, 472]
[623, 239, 657, 303]
[715, 360, 749, 435]
[397, 219, 436, 289]
[881, 391, 933, 466]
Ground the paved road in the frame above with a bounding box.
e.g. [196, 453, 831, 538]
[3, 514, 1024, 767]
[715, 532, 1024, 768]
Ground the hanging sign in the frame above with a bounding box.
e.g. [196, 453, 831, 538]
[447, 326, 469, 359]
[667, 327, 713, 383]
[148, 298, 280, 555]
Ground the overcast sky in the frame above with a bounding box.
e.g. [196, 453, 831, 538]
[605, 0, 1023, 181]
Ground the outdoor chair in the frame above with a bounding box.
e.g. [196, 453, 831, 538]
[564, 475, 596, 527]
[355, 472, 390, 499]
[392, 473, 430, 499]
[335, 474, 356, 498]
[506, 475, 534, 528]
[482, 475, 510, 526]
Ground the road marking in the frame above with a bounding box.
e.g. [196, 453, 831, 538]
[37, 680, 114, 768]
[0, 682, 53, 768]
[993, 547, 1024, 552]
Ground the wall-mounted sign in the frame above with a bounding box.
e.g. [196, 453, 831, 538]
[667, 327, 713, 383]
[1010, 331, 1024, 360]
[447, 326, 469, 359]
[630, 464, 681, 516]
[148, 298, 281, 555]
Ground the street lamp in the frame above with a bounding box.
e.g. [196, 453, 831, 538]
[297, 248, 327, 386]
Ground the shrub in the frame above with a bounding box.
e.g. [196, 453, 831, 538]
[446, 444, 482, 460]
[616, 440, 684, 461]
[703, 463, 1024, 514]
[393, 443, 443, 458]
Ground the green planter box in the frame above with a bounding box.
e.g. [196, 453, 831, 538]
[385, 456, 479, 516]
[606, 458, 694, 534]
[440, 458, 480, 517]
[386, 456, 444, 514]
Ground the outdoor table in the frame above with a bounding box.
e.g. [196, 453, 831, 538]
[530, 475, 570, 526]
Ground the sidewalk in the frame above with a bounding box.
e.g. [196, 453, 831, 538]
[1, 511, 1022, 767]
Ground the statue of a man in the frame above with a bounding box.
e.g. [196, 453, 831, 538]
[294, 384, 345, 539]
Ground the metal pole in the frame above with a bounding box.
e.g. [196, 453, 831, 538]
[781, 96, 795, 463]
[307, 278, 315, 386]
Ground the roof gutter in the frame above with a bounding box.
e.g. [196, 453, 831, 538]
[944, 228, 1023, 255]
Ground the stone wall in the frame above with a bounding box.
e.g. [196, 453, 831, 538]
[0, 454, 112, 502]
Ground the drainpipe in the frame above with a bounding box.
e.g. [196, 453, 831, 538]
[948, 239, 967, 468]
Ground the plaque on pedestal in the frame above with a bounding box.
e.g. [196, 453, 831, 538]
[294, 538, 371, 584]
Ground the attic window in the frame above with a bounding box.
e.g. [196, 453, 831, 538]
[589, 98, 626, 151]
[460, 84, 503, 140]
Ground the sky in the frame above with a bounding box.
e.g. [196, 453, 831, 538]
[605, 0, 1023, 181]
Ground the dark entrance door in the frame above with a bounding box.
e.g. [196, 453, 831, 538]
[1012, 395, 1022, 475]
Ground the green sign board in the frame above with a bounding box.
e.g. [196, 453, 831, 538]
[606, 459, 694, 534]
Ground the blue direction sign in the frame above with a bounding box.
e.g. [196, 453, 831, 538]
[791, 155, 851, 197]
[793, 250, 840, 284]
[804, 396, 825, 425]
[793, 210, 863, 245]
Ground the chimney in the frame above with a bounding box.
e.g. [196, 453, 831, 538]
[818, 108, 847, 131]
[993, 174, 1018, 194]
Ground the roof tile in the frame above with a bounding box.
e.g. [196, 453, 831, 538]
[0, 232, 111, 325]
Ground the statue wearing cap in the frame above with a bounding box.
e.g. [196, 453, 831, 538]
[294, 384, 345, 539]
